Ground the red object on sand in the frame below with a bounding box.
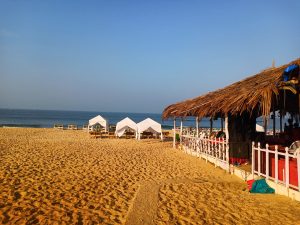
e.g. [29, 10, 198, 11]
[247, 179, 255, 191]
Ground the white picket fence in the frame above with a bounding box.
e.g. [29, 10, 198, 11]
[252, 142, 300, 191]
[181, 135, 229, 171]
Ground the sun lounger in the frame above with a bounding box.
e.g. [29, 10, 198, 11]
[53, 124, 64, 129]
[67, 124, 78, 130]
[89, 131, 101, 139]
[108, 132, 116, 138]
[125, 131, 135, 139]
[141, 132, 153, 139]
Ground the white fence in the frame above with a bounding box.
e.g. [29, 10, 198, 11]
[181, 135, 229, 171]
[252, 142, 300, 191]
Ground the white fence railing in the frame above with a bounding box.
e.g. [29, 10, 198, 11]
[181, 135, 229, 171]
[252, 142, 300, 191]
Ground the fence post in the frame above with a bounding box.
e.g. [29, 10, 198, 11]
[266, 144, 269, 180]
[199, 137, 202, 158]
[275, 145, 278, 184]
[258, 142, 261, 176]
[252, 142, 255, 177]
[214, 137, 217, 167]
[285, 147, 290, 189]
[226, 139, 229, 172]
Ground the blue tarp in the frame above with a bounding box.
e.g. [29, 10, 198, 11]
[283, 64, 299, 81]
[285, 64, 299, 73]
[250, 179, 275, 194]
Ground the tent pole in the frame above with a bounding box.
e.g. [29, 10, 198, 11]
[173, 118, 176, 148]
[180, 118, 183, 144]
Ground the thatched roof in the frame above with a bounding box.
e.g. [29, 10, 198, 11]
[162, 58, 300, 119]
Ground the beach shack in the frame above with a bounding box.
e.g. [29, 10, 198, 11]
[162, 58, 300, 191]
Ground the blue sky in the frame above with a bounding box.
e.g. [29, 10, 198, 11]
[0, 1, 299, 113]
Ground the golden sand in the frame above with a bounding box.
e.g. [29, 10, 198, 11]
[1, 128, 300, 224]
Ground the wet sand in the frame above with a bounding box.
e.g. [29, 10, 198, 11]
[1, 128, 300, 224]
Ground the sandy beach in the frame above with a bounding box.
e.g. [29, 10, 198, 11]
[1, 128, 300, 224]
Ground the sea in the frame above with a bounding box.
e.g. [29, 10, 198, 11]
[0, 108, 286, 130]
[0, 108, 220, 129]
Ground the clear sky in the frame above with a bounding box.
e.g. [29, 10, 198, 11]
[1, 1, 299, 113]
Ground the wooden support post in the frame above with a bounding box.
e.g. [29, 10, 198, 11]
[225, 115, 229, 172]
[180, 118, 183, 144]
[173, 118, 176, 148]
[210, 118, 213, 134]
[258, 143, 261, 176]
[196, 117, 199, 137]
[252, 142, 255, 176]
[264, 117, 268, 136]
[273, 102, 276, 137]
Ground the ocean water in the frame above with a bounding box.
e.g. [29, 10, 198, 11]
[0, 108, 219, 129]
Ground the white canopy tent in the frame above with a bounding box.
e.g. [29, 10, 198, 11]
[137, 118, 163, 140]
[88, 115, 109, 132]
[115, 117, 138, 138]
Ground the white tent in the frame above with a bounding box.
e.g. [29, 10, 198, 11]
[115, 117, 138, 138]
[137, 118, 163, 140]
[88, 115, 109, 132]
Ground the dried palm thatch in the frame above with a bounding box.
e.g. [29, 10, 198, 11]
[162, 58, 300, 120]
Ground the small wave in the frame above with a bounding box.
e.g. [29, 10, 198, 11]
[0, 124, 41, 128]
